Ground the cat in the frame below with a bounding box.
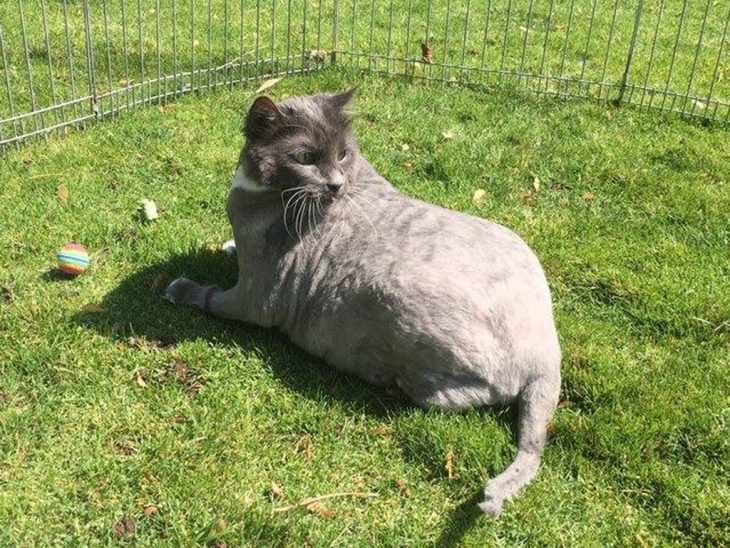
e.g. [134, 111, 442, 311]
[165, 90, 561, 516]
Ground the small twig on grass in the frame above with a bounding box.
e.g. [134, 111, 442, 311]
[272, 492, 379, 513]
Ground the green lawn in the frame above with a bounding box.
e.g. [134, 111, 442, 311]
[1, 69, 728, 545]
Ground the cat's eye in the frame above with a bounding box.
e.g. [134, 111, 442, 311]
[338, 149, 348, 162]
[295, 151, 315, 165]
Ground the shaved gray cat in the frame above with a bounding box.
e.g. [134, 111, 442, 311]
[166, 90, 561, 516]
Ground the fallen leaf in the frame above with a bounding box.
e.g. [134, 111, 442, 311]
[441, 131, 456, 140]
[401, 143, 410, 151]
[396, 479, 412, 498]
[21, 156, 33, 165]
[532, 175, 541, 192]
[445, 450, 455, 480]
[522, 191, 535, 205]
[114, 439, 138, 456]
[58, 185, 69, 203]
[309, 50, 327, 63]
[144, 505, 159, 516]
[582, 192, 597, 202]
[421, 42, 433, 64]
[118, 78, 135, 87]
[1, 286, 15, 304]
[150, 272, 171, 291]
[296, 434, 314, 460]
[269, 482, 284, 501]
[113, 516, 136, 539]
[256, 77, 282, 93]
[167, 359, 189, 381]
[127, 337, 172, 351]
[136, 370, 148, 388]
[472, 188, 487, 204]
[82, 303, 105, 314]
[305, 501, 335, 518]
[372, 425, 393, 437]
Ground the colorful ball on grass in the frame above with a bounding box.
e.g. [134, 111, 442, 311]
[57, 243, 90, 276]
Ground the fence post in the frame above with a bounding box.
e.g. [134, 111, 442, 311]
[331, 0, 339, 65]
[616, 0, 645, 105]
[83, 0, 100, 118]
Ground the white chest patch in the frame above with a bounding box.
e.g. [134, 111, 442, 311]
[231, 165, 267, 193]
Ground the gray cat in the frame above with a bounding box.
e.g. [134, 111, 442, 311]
[166, 90, 561, 516]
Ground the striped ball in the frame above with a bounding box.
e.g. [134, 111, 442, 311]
[57, 243, 90, 276]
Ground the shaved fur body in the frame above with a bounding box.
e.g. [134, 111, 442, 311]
[166, 92, 561, 516]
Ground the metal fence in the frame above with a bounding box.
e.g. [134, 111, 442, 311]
[1, 1, 728, 151]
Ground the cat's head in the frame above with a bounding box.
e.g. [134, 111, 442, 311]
[237, 90, 358, 199]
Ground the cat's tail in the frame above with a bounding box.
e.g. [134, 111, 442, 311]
[478, 374, 560, 516]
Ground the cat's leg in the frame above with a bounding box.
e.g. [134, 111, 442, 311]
[478, 374, 560, 517]
[165, 277, 250, 322]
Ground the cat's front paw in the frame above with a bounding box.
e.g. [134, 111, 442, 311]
[221, 239, 237, 256]
[165, 277, 201, 305]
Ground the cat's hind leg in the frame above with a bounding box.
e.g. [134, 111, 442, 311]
[165, 277, 247, 321]
[478, 374, 560, 517]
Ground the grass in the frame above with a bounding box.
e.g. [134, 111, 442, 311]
[1, 69, 728, 545]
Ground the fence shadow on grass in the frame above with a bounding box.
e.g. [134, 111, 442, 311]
[75, 246, 518, 540]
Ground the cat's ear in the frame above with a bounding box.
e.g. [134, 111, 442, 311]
[330, 88, 357, 117]
[244, 96, 283, 140]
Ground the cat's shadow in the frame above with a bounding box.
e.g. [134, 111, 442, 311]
[75, 247, 514, 540]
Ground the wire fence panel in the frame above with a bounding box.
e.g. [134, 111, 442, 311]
[1, 1, 728, 150]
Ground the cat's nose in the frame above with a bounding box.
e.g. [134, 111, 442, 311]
[326, 174, 345, 194]
[326, 181, 343, 194]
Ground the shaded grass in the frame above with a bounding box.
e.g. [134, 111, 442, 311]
[0, 70, 729, 545]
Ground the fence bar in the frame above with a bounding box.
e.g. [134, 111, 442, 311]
[40, 0, 60, 127]
[617, 0, 645, 104]
[332, 0, 341, 65]
[641, 0, 666, 109]
[18, 0, 40, 134]
[599, 0, 620, 100]
[660, 0, 688, 111]
[707, 5, 730, 121]
[685, 0, 713, 116]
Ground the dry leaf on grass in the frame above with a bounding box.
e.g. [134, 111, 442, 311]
[472, 189, 487, 204]
[296, 434, 314, 460]
[269, 482, 284, 501]
[272, 492, 379, 514]
[256, 77, 282, 93]
[372, 425, 393, 437]
[309, 50, 327, 63]
[82, 303, 105, 314]
[135, 370, 148, 388]
[396, 479, 412, 498]
[306, 501, 335, 518]
[113, 516, 136, 539]
[401, 143, 410, 151]
[144, 505, 160, 516]
[127, 337, 173, 352]
[1, 286, 15, 304]
[421, 42, 433, 64]
[118, 78, 135, 87]
[582, 192, 597, 202]
[441, 131, 456, 140]
[532, 175, 541, 192]
[445, 450, 455, 480]
[57, 185, 69, 203]
[522, 191, 536, 205]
